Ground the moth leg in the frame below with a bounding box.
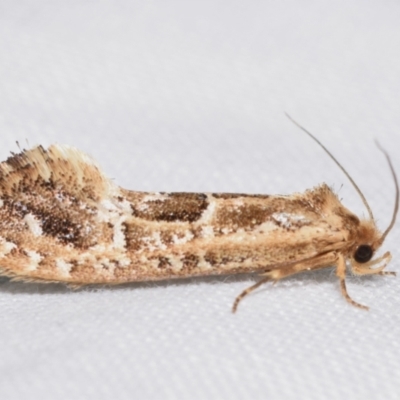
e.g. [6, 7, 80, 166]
[373, 252, 395, 276]
[232, 252, 337, 313]
[336, 254, 369, 310]
[232, 276, 272, 313]
[378, 271, 396, 277]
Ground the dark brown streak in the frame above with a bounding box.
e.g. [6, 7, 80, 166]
[131, 193, 209, 222]
[212, 193, 270, 199]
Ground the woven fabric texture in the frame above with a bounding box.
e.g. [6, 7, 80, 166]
[1, 2, 400, 399]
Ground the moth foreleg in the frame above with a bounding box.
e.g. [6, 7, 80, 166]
[336, 254, 369, 310]
[378, 271, 396, 276]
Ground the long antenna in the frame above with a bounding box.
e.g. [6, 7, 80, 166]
[285, 113, 374, 221]
[375, 141, 399, 243]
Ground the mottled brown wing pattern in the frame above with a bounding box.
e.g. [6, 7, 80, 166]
[0, 144, 360, 284]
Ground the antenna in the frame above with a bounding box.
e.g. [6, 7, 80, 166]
[374, 141, 399, 243]
[285, 113, 374, 221]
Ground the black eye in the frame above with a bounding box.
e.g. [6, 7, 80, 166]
[354, 245, 373, 263]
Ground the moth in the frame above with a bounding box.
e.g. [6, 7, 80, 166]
[0, 117, 397, 312]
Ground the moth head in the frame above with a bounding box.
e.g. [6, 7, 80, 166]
[351, 219, 382, 264]
[285, 114, 399, 267]
[350, 143, 399, 266]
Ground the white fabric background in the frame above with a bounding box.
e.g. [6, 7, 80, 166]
[1, 1, 400, 399]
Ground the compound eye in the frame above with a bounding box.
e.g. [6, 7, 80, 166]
[354, 245, 373, 263]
